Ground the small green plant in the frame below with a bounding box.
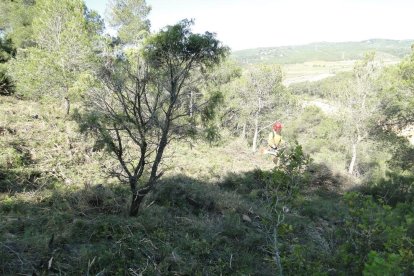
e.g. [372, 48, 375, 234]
[0, 70, 15, 96]
[262, 141, 311, 202]
[257, 141, 311, 275]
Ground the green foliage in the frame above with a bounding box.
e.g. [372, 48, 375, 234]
[400, 51, 414, 89]
[220, 143, 310, 204]
[338, 192, 414, 274]
[362, 171, 414, 206]
[108, 0, 151, 44]
[0, 37, 16, 63]
[260, 142, 311, 203]
[78, 19, 229, 216]
[0, 0, 34, 97]
[144, 19, 229, 70]
[83, 5, 105, 36]
[221, 63, 294, 150]
[223, 143, 310, 274]
[378, 51, 414, 128]
[2, 93, 414, 275]
[289, 50, 413, 179]
[290, 71, 353, 98]
[363, 251, 403, 275]
[0, 0, 36, 49]
[388, 140, 414, 172]
[0, 69, 15, 96]
[1, 2, 414, 274]
[285, 106, 350, 173]
[10, 0, 94, 101]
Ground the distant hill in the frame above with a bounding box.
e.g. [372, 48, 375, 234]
[232, 39, 414, 65]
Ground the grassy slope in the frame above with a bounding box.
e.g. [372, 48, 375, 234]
[0, 96, 354, 275]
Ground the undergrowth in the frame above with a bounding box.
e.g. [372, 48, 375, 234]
[1, 97, 413, 275]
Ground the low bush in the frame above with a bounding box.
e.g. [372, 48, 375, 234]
[0, 70, 15, 96]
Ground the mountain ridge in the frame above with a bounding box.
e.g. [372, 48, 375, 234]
[232, 38, 414, 64]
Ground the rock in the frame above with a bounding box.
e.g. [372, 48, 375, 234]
[242, 214, 252, 223]
[3, 233, 16, 239]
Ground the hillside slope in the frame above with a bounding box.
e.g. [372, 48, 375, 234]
[232, 39, 413, 65]
[1, 96, 413, 275]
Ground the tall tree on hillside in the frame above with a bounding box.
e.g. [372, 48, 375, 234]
[336, 53, 381, 175]
[375, 49, 414, 172]
[84, 6, 105, 37]
[0, 0, 36, 96]
[10, 0, 94, 114]
[240, 65, 287, 152]
[379, 50, 414, 129]
[216, 67, 254, 138]
[185, 60, 241, 141]
[108, 0, 151, 44]
[0, 0, 36, 49]
[79, 20, 228, 216]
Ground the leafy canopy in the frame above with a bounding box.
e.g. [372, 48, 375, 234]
[143, 19, 228, 71]
[108, 0, 151, 44]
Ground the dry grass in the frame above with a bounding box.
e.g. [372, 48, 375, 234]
[164, 138, 274, 182]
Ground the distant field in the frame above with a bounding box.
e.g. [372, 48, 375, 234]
[282, 60, 355, 86]
[282, 58, 400, 86]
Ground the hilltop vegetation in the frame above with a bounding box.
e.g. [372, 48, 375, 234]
[1, 0, 414, 275]
[233, 39, 413, 65]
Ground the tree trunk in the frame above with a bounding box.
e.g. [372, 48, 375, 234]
[130, 103, 173, 217]
[348, 142, 357, 175]
[129, 191, 146, 216]
[64, 97, 70, 115]
[252, 113, 259, 152]
[189, 90, 194, 117]
[273, 228, 283, 276]
[241, 123, 246, 138]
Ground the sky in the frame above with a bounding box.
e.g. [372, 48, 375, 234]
[84, 0, 414, 51]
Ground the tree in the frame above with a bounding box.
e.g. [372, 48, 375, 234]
[335, 53, 381, 175]
[0, 37, 16, 63]
[84, 5, 105, 37]
[379, 50, 414, 129]
[0, 0, 36, 49]
[237, 65, 287, 151]
[373, 48, 414, 173]
[184, 60, 241, 141]
[215, 65, 252, 138]
[0, 0, 36, 96]
[107, 0, 151, 44]
[0, 37, 16, 96]
[80, 20, 228, 216]
[10, 0, 94, 114]
[0, 70, 15, 96]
